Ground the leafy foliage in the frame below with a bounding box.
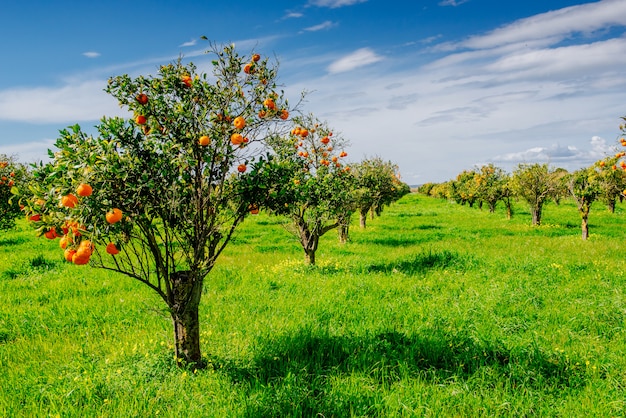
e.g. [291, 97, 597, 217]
[265, 114, 353, 264]
[19, 43, 293, 365]
[0, 155, 29, 230]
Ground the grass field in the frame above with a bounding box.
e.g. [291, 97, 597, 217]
[1, 193, 626, 417]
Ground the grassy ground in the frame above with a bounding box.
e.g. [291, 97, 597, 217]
[1, 194, 625, 417]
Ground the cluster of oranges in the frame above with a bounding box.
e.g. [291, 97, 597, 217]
[29, 182, 124, 266]
[0, 170, 15, 187]
[291, 126, 349, 171]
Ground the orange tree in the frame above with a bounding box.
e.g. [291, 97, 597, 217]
[0, 154, 29, 230]
[567, 166, 600, 240]
[452, 169, 480, 207]
[510, 163, 560, 226]
[21, 44, 292, 367]
[264, 114, 352, 264]
[352, 157, 408, 229]
[474, 163, 508, 213]
[596, 152, 626, 212]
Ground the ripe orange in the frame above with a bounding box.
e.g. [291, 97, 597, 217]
[76, 183, 93, 197]
[258, 110, 267, 118]
[243, 63, 252, 74]
[136, 93, 148, 105]
[263, 98, 276, 110]
[106, 208, 123, 224]
[29, 214, 41, 222]
[59, 235, 72, 249]
[199, 135, 211, 146]
[182, 75, 193, 87]
[237, 164, 247, 173]
[321, 136, 330, 144]
[231, 133, 244, 145]
[61, 194, 78, 208]
[106, 242, 120, 255]
[64, 249, 77, 262]
[233, 116, 246, 130]
[44, 227, 57, 239]
[300, 129, 309, 138]
[280, 110, 289, 120]
[135, 115, 147, 125]
[72, 252, 90, 265]
[252, 54, 261, 62]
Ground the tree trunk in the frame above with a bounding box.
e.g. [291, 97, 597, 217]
[608, 198, 616, 213]
[531, 203, 542, 226]
[170, 271, 203, 368]
[338, 214, 351, 243]
[506, 203, 513, 220]
[581, 215, 589, 240]
[359, 209, 367, 229]
[488, 201, 496, 213]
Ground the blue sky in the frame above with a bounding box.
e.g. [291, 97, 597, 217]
[1, 0, 626, 184]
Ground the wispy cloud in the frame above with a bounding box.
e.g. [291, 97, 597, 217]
[283, 11, 304, 19]
[82, 52, 100, 58]
[457, 0, 626, 50]
[308, 0, 366, 8]
[492, 136, 612, 166]
[327, 48, 383, 74]
[180, 39, 197, 47]
[303, 20, 335, 32]
[439, 0, 469, 6]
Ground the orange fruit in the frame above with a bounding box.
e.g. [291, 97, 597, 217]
[106, 208, 123, 224]
[321, 136, 330, 144]
[182, 75, 192, 87]
[280, 110, 289, 120]
[233, 116, 246, 130]
[64, 249, 77, 262]
[59, 235, 72, 249]
[76, 183, 93, 197]
[72, 252, 90, 265]
[237, 164, 247, 173]
[300, 129, 309, 138]
[252, 54, 261, 62]
[61, 194, 78, 208]
[135, 115, 147, 125]
[258, 110, 267, 118]
[263, 98, 276, 110]
[44, 227, 57, 239]
[339, 151, 348, 158]
[136, 93, 148, 105]
[231, 133, 244, 145]
[243, 63, 252, 74]
[199, 135, 211, 146]
[106, 242, 120, 255]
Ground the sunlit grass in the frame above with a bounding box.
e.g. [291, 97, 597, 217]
[1, 194, 626, 416]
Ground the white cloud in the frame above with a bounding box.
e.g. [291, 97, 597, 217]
[284, 11, 304, 19]
[458, 0, 626, 50]
[0, 81, 124, 123]
[82, 52, 100, 58]
[439, 0, 469, 6]
[303, 20, 335, 32]
[180, 39, 197, 47]
[308, 0, 366, 8]
[327, 48, 383, 74]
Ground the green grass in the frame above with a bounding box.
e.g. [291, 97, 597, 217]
[1, 195, 626, 416]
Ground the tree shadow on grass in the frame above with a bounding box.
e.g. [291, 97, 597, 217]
[213, 327, 586, 417]
[362, 249, 474, 275]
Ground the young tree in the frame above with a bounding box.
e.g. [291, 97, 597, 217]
[21, 44, 293, 367]
[0, 155, 29, 230]
[568, 167, 600, 240]
[265, 114, 352, 265]
[453, 170, 480, 207]
[352, 157, 406, 229]
[474, 164, 507, 213]
[596, 154, 626, 213]
[510, 163, 559, 226]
